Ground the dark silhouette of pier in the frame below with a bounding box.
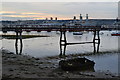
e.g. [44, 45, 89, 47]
[59, 30, 100, 57]
[2, 25, 119, 32]
[2, 24, 120, 55]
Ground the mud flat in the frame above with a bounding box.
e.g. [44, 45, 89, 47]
[1, 49, 119, 79]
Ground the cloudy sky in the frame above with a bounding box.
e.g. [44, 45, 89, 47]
[1, 2, 119, 21]
[2, 0, 120, 2]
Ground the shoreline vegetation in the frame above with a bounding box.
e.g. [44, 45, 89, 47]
[1, 49, 119, 79]
[1, 34, 50, 39]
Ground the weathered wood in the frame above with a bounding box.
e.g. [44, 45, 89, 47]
[59, 31, 67, 56]
[66, 42, 95, 45]
[15, 29, 23, 55]
[59, 30, 100, 56]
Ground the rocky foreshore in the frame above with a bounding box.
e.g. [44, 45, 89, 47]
[1, 49, 120, 79]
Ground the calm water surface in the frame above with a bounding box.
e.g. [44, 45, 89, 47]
[1, 31, 119, 75]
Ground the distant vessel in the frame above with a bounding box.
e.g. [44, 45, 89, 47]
[111, 32, 120, 36]
[73, 32, 83, 35]
[111, 18, 120, 36]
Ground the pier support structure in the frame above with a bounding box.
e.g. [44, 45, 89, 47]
[59, 31, 67, 57]
[93, 30, 100, 53]
[59, 30, 100, 57]
[15, 28, 23, 55]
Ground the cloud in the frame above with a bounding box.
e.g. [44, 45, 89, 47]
[2, 16, 33, 21]
[1, 11, 45, 15]
[21, 12, 43, 15]
[0, 11, 16, 14]
[1, 2, 118, 20]
[2, 13, 21, 15]
[1, 11, 61, 20]
[2, 0, 120, 2]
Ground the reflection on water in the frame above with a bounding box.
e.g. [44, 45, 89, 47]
[59, 31, 100, 57]
[1, 31, 119, 75]
[15, 31, 23, 55]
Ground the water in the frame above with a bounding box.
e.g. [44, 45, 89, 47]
[1, 31, 119, 75]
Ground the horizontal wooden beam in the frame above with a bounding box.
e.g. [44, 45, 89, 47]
[66, 42, 96, 45]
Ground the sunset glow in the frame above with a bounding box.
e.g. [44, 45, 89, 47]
[0, 11, 16, 14]
[1, 2, 118, 20]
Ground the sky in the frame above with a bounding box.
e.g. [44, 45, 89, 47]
[2, 0, 120, 2]
[1, 2, 119, 21]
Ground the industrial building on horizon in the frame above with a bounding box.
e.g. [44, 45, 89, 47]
[1, 14, 119, 29]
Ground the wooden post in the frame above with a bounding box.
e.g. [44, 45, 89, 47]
[59, 31, 62, 56]
[93, 31, 96, 43]
[63, 44, 66, 56]
[59, 31, 67, 58]
[19, 31, 23, 55]
[63, 31, 67, 45]
[93, 30, 100, 53]
[97, 30, 100, 53]
[15, 31, 18, 54]
[93, 31, 96, 53]
[15, 28, 23, 55]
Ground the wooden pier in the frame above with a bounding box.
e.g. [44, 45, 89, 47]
[59, 30, 100, 57]
[1, 25, 119, 55]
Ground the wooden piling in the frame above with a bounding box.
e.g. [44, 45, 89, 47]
[15, 28, 23, 55]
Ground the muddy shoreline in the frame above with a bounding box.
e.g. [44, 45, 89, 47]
[1, 49, 120, 79]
